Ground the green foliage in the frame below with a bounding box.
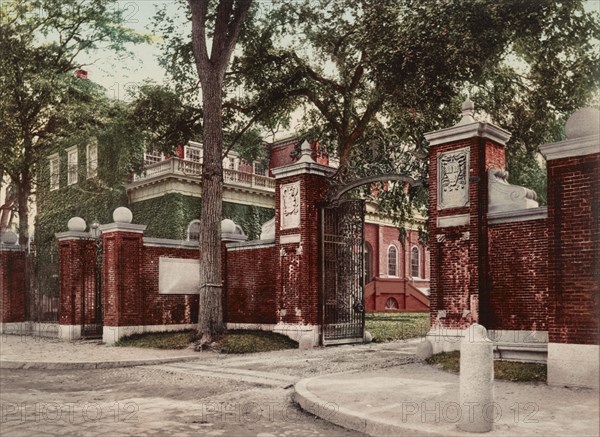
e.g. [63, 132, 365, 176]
[365, 312, 430, 342]
[222, 202, 273, 241]
[127, 83, 203, 156]
[426, 351, 548, 382]
[115, 330, 199, 349]
[219, 330, 298, 354]
[114, 329, 298, 353]
[0, 0, 149, 241]
[131, 194, 273, 241]
[130, 194, 201, 240]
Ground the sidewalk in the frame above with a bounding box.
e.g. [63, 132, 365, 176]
[0, 334, 204, 369]
[294, 362, 600, 437]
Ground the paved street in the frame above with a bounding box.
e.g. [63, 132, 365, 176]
[0, 339, 418, 436]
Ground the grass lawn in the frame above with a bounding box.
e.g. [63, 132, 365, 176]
[114, 329, 298, 354]
[426, 351, 547, 382]
[365, 312, 430, 342]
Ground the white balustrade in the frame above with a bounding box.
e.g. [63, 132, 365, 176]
[133, 157, 275, 191]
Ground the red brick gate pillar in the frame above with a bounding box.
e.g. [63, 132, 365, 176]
[271, 140, 335, 348]
[56, 218, 96, 340]
[540, 108, 600, 388]
[99, 207, 146, 345]
[0, 231, 27, 335]
[423, 99, 511, 353]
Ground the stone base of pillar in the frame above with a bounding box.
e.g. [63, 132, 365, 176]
[548, 343, 599, 389]
[1, 322, 61, 339]
[0, 322, 28, 336]
[58, 324, 82, 341]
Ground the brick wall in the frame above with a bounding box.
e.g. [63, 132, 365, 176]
[547, 154, 600, 345]
[0, 248, 26, 323]
[225, 245, 277, 324]
[141, 246, 200, 325]
[269, 139, 297, 175]
[488, 219, 548, 331]
[58, 238, 97, 326]
[102, 231, 144, 326]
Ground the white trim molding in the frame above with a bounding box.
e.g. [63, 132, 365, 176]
[55, 231, 93, 241]
[99, 223, 147, 234]
[226, 239, 275, 251]
[539, 134, 599, 161]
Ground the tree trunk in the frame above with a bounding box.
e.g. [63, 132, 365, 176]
[188, 0, 253, 345]
[197, 73, 225, 342]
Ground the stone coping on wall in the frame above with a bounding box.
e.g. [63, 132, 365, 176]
[539, 134, 600, 160]
[98, 223, 147, 234]
[143, 237, 200, 249]
[0, 243, 26, 251]
[488, 206, 548, 225]
[271, 161, 335, 179]
[55, 231, 94, 241]
[226, 239, 275, 251]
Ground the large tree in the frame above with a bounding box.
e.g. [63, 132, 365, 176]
[187, 0, 253, 343]
[0, 0, 147, 244]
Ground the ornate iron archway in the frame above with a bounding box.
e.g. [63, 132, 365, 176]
[319, 173, 421, 345]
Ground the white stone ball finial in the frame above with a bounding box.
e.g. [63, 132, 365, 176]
[457, 97, 476, 125]
[221, 218, 236, 234]
[67, 217, 87, 232]
[1, 230, 19, 245]
[113, 207, 133, 224]
[565, 107, 600, 139]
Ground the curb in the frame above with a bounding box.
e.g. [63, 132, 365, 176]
[0, 355, 200, 370]
[293, 376, 459, 437]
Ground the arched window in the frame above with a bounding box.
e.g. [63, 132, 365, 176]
[388, 245, 398, 277]
[385, 297, 399, 310]
[187, 220, 201, 241]
[364, 242, 373, 283]
[411, 246, 420, 278]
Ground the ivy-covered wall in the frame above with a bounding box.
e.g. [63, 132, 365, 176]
[130, 194, 274, 241]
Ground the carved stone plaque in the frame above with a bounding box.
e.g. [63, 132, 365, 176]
[438, 148, 469, 209]
[280, 181, 300, 229]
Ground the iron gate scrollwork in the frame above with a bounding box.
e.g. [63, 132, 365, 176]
[82, 224, 103, 339]
[320, 199, 365, 345]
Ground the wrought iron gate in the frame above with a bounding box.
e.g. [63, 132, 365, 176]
[320, 199, 365, 345]
[81, 234, 103, 338]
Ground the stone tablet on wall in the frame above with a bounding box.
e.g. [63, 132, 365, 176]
[438, 148, 470, 210]
[159, 257, 200, 294]
[280, 181, 300, 229]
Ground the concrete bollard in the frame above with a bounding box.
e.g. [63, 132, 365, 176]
[459, 323, 494, 433]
